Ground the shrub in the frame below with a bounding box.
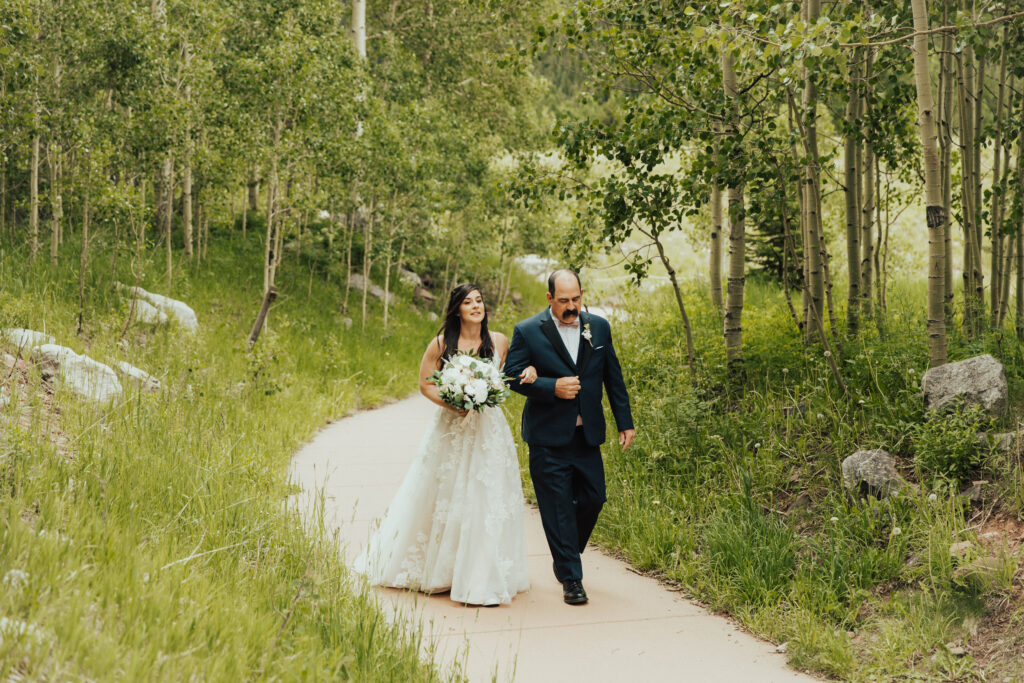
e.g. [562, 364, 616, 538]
[912, 403, 994, 484]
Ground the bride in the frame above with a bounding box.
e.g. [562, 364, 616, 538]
[353, 283, 531, 606]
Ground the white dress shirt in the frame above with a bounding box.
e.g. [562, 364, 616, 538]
[551, 308, 584, 426]
[552, 309, 581, 363]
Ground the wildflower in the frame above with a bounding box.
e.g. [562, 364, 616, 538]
[908, 368, 916, 375]
[891, 527, 902, 536]
[782, 368, 789, 374]
[824, 350, 832, 357]
[830, 516, 839, 523]
[858, 399, 865, 405]
[754, 442, 761, 450]
[652, 500, 661, 506]
[928, 493, 937, 501]
[816, 413, 824, 420]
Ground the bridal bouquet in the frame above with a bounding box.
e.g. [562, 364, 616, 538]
[428, 352, 510, 411]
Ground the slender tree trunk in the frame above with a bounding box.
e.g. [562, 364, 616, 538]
[241, 182, 247, 238]
[990, 43, 1009, 327]
[844, 56, 862, 336]
[1017, 210, 1024, 341]
[29, 129, 40, 262]
[77, 181, 90, 334]
[0, 145, 6, 241]
[911, 0, 947, 367]
[351, 0, 367, 58]
[163, 154, 174, 288]
[48, 142, 62, 264]
[382, 229, 393, 328]
[264, 118, 282, 296]
[182, 40, 193, 261]
[860, 48, 875, 319]
[361, 198, 374, 330]
[956, 50, 983, 334]
[248, 168, 259, 211]
[722, 50, 745, 381]
[939, 6, 955, 324]
[710, 184, 724, 311]
[652, 233, 695, 373]
[802, 0, 825, 342]
[343, 213, 354, 314]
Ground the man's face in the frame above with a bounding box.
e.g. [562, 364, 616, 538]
[546, 274, 582, 323]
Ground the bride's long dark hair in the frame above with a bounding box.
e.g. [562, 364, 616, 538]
[437, 283, 494, 361]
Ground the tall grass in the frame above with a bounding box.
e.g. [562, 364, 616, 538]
[0, 234, 484, 680]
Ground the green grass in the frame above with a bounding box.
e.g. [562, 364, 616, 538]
[0, 233, 482, 680]
[509, 277, 1024, 681]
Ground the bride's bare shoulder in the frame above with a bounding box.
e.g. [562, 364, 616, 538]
[424, 335, 445, 357]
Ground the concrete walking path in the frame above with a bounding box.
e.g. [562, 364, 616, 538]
[288, 395, 815, 682]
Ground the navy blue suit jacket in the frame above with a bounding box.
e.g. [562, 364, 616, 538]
[505, 308, 633, 447]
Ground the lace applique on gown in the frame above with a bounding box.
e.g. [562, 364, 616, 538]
[352, 358, 530, 605]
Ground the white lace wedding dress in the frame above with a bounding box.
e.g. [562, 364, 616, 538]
[353, 370, 530, 605]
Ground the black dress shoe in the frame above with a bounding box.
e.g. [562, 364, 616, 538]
[562, 579, 588, 605]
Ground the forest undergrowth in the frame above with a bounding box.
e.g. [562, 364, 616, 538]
[0, 231, 513, 681]
[519, 279, 1024, 682]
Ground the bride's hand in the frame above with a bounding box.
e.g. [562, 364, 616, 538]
[519, 366, 538, 384]
[449, 405, 469, 418]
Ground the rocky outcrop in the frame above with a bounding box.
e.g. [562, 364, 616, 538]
[114, 361, 161, 393]
[32, 344, 122, 402]
[117, 284, 198, 332]
[841, 449, 907, 499]
[347, 274, 394, 304]
[921, 354, 1007, 417]
[132, 300, 169, 325]
[399, 269, 423, 287]
[2, 329, 56, 352]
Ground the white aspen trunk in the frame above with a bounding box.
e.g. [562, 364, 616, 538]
[710, 184, 724, 311]
[48, 142, 62, 264]
[183, 39, 194, 260]
[383, 233, 393, 327]
[164, 154, 174, 288]
[911, 0, 947, 366]
[343, 213, 354, 314]
[361, 199, 374, 329]
[30, 130, 40, 262]
[241, 182, 248, 238]
[721, 50, 745, 378]
[78, 174, 90, 334]
[844, 59, 861, 336]
[351, 0, 366, 59]
[860, 48, 875, 318]
[990, 39, 1008, 326]
[939, 2, 955, 323]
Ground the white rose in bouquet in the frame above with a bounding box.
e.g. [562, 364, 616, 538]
[428, 352, 511, 412]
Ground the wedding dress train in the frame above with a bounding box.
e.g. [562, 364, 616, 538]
[353, 400, 530, 605]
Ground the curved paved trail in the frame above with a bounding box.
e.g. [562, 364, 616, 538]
[289, 396, 814, 682]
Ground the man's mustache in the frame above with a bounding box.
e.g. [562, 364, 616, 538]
[561, 309, 578, 319]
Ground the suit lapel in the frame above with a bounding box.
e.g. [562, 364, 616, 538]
[540, 309, 577, 372]
[577, 312, 593, 374]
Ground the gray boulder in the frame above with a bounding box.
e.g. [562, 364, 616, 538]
[841, 449, 906, 499]
[399, 268, 423, 287]
[3, 328, 56, 352]
[32, 344, 122, 402]
[117, 284, 198, 332]
[132, 300, 169, 325]
[921, 354, 1007, 416]
[413, 286, 437, 304]
[347, 274, 394, 304]
[114, 361, 162, 393]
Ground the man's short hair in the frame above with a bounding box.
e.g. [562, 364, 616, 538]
[547, 269, 582, 296]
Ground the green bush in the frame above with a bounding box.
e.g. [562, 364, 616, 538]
[912, 403, 994, 484]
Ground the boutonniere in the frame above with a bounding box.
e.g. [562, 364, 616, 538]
[581, 322, 593, 346]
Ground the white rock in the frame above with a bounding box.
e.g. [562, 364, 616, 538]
[118, 284, 198, 332]
[2, 328, 56, 351]
[114, 361, 162, 393]
[347, 274, 394, 304]
[399, 268, 423, 287]
[32, 344, 122, 402]
[132, 299, 168, 325]
[922, 354, 1008, 416]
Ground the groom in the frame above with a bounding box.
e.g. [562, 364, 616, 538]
[505, 269, 635, 605]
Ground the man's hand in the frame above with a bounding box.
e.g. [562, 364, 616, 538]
[554, 376, 581, 399]
[618, 429, 635, 451]
[519, 366, 538, 384]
